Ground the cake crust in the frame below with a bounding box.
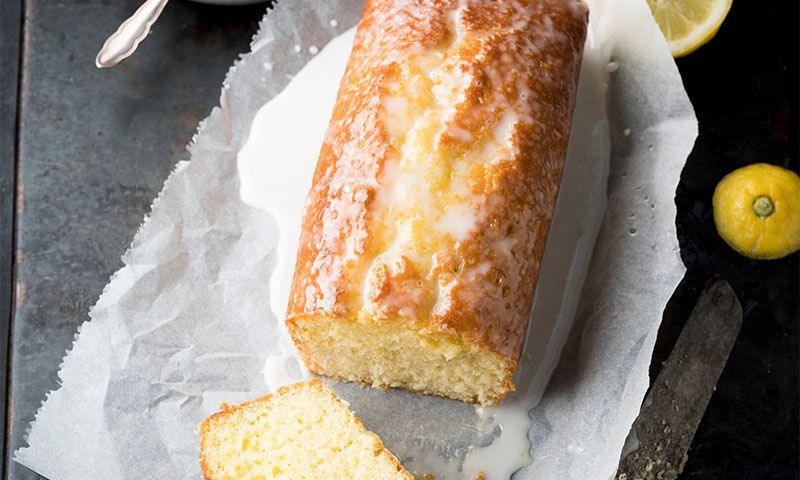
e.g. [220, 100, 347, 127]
[287, 0, 588, 404]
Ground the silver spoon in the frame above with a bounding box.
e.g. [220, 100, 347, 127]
[95, 0, 170, 69]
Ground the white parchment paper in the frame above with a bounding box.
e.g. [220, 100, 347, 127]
[15, 0, 697, 479]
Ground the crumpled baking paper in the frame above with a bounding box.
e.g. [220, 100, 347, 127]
[14, 0, 697, 478]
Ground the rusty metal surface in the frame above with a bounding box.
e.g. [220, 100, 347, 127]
[6, 1, 264, 478]
[1, 0, 23, 470]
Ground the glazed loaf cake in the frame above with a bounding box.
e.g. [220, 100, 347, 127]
[199, 380, 412, 480]
[287, 0, 588, 405]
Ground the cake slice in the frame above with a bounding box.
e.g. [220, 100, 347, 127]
[199, 379, 412, 480]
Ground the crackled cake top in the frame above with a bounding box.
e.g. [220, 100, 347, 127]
[288, 0, 588, 360]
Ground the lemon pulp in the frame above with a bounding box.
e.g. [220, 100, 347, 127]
[646, 0, 733, 57]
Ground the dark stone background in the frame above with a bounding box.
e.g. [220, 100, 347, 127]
[660, 2, 798, 478]
[1, 0, 797, 478]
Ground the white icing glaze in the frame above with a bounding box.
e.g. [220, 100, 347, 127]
[492, 111, 519, 155]
[238, 27, 356, 323]
[261, 333, 310, 389]
[462, 25, 609, 479]
[240, 18, 609, 479]
[240, 29, 356, 392]
[436, 203, 478, 240]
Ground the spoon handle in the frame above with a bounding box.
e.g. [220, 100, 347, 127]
[95, 0, 170, 69]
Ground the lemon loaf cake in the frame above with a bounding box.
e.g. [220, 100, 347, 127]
[199, 379, 412, 480]
[286, 0, 589, 405]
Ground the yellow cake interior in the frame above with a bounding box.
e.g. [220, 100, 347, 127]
[289, 318, 515, 405]
[199, 380, 411, 480]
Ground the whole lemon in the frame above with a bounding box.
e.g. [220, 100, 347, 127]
[713, 163, 800, 260]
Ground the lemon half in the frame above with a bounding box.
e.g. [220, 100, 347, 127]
[646, 0, 733, 57]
